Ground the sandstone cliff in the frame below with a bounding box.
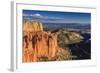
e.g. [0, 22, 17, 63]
[23, 21, 43, 32]
[23, 20, 72, 62]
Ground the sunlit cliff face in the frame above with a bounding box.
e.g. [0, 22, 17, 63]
[22, 21, 72, 62]
[22, 21, 58, 62]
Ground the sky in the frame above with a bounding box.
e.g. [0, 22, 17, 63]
[23, 10, 91, 24]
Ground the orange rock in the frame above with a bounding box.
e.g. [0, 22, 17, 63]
[48, 33, 57, 59]
[22, 21, 62, 62]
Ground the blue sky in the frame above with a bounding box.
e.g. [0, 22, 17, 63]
[23, 10, 91, 24]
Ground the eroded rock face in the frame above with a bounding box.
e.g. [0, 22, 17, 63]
[23, 21, 43, 32]
[23, 21, 58, 62]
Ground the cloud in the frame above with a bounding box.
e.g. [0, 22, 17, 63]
[32, 13, 43, 18]
[23, 13, 69, 23]
[23, 13, 33, 17]
[23, 13, 43, 18]
[23, 13, 63, 19]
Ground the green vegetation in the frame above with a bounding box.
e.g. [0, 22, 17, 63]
[57, 29, 83, 49]
[38, 56, 49, 61]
